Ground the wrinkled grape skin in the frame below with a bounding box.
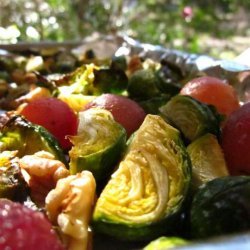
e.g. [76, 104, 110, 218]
[221, 102, 250, 175]
[0, 199, 65, 250]
[84, 94, 146, 137]
[20, 97, 78, 150]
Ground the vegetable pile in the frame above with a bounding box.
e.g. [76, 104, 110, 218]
[0, 46, 249, 250]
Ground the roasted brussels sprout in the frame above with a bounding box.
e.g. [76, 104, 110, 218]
[127, 56, 183, 99]
[57, 62, 128, 96]
[56, 64, 97, 94]
[144, 236, 188, 250]
[128, 69, 161, 100]
[160, 95, 221, 142]
[0, 54, 19, 72]
[93, 114, 191, 241]
[69, 108, 126, 182]
[191, 176, 250, 238]
[187, 133, 229, 190]
[139, 95, 171, 115]
[155, 67, 182, 96]
[111, 55, 127, 71]
[0, 71, 9, 82]
[0, 115, 67, 165]
[93, 67, 128, 95]
[0, 151, 28, 201]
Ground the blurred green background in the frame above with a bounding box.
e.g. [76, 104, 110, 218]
[1, 0, 250, 59]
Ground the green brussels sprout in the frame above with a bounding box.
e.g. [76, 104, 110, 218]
[0, 55, 19, 72]
[56, 64, 98, 94]
[187, 133, 229, 190]
[93, 67, 128, 95]
[144, 236, 188, 250]
[155, 67, 182, 96]
[0, 151, 28, 201]
[69, 108, 126, 182]
[139, 95, 171, 115]
[57, 63, 128, 96]
[0, 115, 67, 165]
[160, 95, 220, 142]
[111, 55, 127, 71]
[128, 69, 161, 100]
[93, 114, 191, 241]
[191, 176, 250, 238]
[0, 71, 10, 82]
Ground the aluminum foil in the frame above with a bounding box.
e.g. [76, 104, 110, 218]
[115, 35, 250, 103]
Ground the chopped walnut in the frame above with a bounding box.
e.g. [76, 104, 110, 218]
[45, 171, 96, 250]
[19, 150, 69, 207]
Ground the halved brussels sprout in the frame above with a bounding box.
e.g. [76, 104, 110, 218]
[0, 115, 67, 165]
[144, 236, 188, 250]
[69, 108, 126, 182]
[93, 114, 191, 241]
[57, 63, 128, 96]
[159, 95, 220, 142]
[0, 151, 28, 201]
[187, 133, 229, 190]
[191, 176, 250, 238]
[57, 64, 98, 95]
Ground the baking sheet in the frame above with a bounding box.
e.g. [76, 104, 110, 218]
[1, 35, 250, 250]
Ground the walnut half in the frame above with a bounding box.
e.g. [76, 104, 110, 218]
[45, 171, 96, 250]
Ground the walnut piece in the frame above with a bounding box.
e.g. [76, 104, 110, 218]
[45, 171, 96, 250]
[19, 150, 69, 206]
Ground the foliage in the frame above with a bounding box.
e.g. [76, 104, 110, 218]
[0, 0, 250, 58]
